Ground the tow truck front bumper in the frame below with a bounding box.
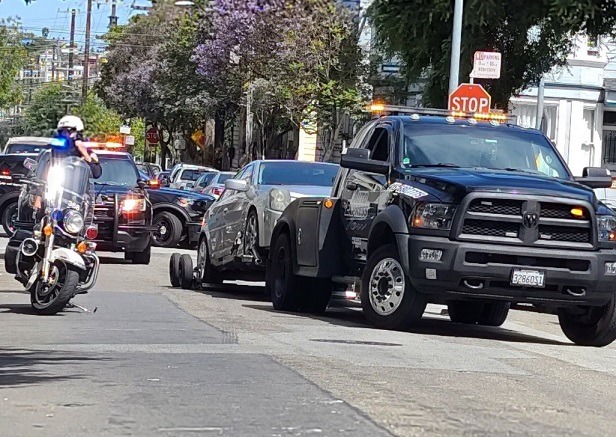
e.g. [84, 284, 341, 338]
[402, 235, 616, 307]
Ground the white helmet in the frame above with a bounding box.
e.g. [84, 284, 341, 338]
[57, 115, 85, 132]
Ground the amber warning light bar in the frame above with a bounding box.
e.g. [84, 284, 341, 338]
[368, 104, 513, 123]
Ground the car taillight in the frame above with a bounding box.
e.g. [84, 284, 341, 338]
[0, 169, 9, 176]
[85, 226, 98, 240]
[212, 187, 224, 196]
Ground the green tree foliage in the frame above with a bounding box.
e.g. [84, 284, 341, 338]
[0, 19, 27, 109]
[22, 83, 65, 136]
[369, 0, 616, 108]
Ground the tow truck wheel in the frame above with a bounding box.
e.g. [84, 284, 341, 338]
[269, 232, 302, 311]
[197, 237, 222, 286]
[169, 253, 182, 287]
[299, 279, 332, 314]
[361, 244, 427, 331]
[178, 254, 194, 290]
[558, 297, 616, 347]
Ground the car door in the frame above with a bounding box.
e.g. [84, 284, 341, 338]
[339, 122, 393, 263]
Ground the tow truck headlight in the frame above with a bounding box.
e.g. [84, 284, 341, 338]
[411, 203, 457, 230]
[597, 216, 616, 242]
[269, 189, 291, 212]
[121, 197, 147, 213]
[63, 210, 84, 234]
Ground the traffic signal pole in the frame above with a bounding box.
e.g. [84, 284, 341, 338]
[448, 0, 464, 96]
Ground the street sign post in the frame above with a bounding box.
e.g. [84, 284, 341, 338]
[448, 83, 491, 113]
[470, 51, 502, 80]
[146, 127, 159, 145]
[125, 135, 135, 146]
[120, 125, 131, 135]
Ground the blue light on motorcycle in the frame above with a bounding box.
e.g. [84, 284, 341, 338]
[51, 209, 63, 221]
[50, 137, 69, 149]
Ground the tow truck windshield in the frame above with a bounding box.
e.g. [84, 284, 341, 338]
[402, 124, 570, 179]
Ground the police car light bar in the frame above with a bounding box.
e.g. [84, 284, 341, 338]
[368, 104, 515, 123]
[83, 141, 126, 151]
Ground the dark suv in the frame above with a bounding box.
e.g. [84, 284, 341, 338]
[266, 107, 616, 347]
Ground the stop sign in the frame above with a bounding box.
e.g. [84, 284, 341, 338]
[146, 127, 159, 144]
[448, 84, 491, 113]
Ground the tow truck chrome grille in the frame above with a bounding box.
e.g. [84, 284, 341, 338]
[458, 196, 593, 248]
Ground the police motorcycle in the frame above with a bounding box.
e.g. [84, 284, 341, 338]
[9, 142, 100, 315]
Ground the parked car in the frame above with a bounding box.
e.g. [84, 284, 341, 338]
[3, 136, 53, 154]
[192, 171, 219, 194]
[157, 170, 171, 187]
[0, 153, 35, 235]
[136, 162, 162, 179]
[191, 160, 338, 285]
[201, 171, 235, 199]
[137, 170, 214, 248]
[169, 164, 216, 190]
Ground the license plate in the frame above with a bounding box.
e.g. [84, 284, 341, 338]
[510, 269, 545, 288]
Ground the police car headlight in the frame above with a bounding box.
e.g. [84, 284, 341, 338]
[63, 210, 84, 234]
[411, 203, 457, 230]
[269, 189, 290, 212]
[121, 198, 147, 212]
[598, 216, 616, 242]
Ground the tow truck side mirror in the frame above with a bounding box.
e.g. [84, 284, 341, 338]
[340, 148, 389, 175]
[576, 167, 612, 189]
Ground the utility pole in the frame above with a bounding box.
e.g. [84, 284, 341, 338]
[68, 9, 76, 85]
[535, 77, 545, 130]
[448, 0, 464, 96]
[51, 39, 58, 81]
[109, 0, 118, 29]
[82, 0, 93, 102]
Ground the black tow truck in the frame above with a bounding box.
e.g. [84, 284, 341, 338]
[266, 106, 616, 347]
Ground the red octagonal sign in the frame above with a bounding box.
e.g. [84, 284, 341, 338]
[448, 83, 491, 113]
[146, 127, 159, 144]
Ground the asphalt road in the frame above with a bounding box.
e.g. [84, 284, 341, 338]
[1, 235, 616, 436]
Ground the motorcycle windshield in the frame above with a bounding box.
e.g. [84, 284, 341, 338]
[45, 156, 91, 210]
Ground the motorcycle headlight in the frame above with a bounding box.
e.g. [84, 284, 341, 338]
[121, 197, 147, 213]
[63, 210, 84, 234]
[597, 215, 616, 242]
[411, 203, 457, 230]
[269, 189, 290, 212]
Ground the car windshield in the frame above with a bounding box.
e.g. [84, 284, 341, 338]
[258, 162, 338, 186]
[200, 172, 218, 185]
[180, 169, 207, 181]
[217, 173, 233, 184]
[6, 143, 49, 154]
[93, 158, 139, 186]
[401, 123, 570, 179]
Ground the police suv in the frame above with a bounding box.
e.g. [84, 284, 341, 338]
[266, 106, 616, 347]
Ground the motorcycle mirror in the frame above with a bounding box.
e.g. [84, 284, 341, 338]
[23, 158, 38, 171]
[137, 179, 147, 189]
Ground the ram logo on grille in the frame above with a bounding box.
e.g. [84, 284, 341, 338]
[523, 212, 539, 229]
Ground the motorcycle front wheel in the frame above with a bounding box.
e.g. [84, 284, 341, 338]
[29, 261, 79, 315]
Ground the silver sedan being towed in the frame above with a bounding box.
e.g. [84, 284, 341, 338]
[196, 160, 338, 283]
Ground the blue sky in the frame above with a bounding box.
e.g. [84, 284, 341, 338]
[1, 0, 149, 51]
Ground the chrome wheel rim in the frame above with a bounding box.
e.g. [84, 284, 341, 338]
[33, 264, 64, 308]
[197, 239, 207, 281]
[244, 214, 258, 254]
[369, 258, 405, 316]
